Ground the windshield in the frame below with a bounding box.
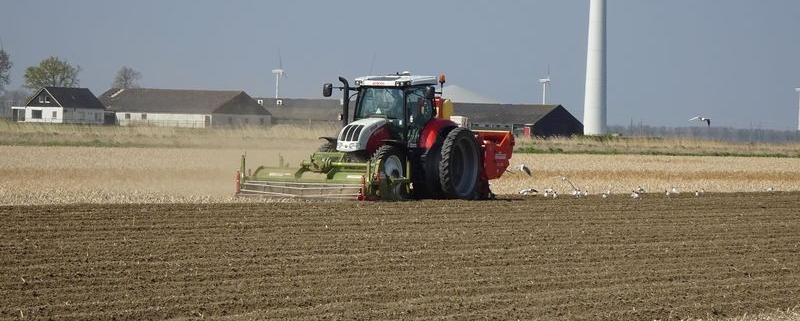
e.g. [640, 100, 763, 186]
[356, 87, 404, 119]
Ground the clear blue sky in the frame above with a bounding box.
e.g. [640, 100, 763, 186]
[2, 0, 799, 130]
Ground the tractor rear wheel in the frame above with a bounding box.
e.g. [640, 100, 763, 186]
[439, 127, 480, 199]
[372, 145, 410, 199]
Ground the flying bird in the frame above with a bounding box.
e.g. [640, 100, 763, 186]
[516, 164, 533, 176]
[689, 116, 711, 127]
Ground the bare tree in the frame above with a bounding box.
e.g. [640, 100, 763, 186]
[112, 66, 141, 89]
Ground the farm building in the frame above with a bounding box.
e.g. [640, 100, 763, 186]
[452, 103, 583, 137]
[99, 88, 270, 128]
[11, 87, 110, 125]
[258, 98, 343, 126]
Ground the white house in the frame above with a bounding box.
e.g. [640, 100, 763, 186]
[12, 87, 108, 125]
[99, 88, 271, 128]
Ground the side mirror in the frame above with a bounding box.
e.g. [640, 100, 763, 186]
[323, 83, 333, 97]
[424, 86, 435, 99]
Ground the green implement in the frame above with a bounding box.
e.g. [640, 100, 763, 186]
[236, 152, 411, 201]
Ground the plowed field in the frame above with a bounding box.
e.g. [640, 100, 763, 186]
[2, 192, 799, 320]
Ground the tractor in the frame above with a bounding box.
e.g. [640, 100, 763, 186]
[236, 72, 514, 200]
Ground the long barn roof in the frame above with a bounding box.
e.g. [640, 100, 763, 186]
[99, 88, 269, 115]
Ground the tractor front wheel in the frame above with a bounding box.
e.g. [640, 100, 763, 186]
[372, 145, 409, 200]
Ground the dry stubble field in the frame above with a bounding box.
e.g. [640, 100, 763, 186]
[2, 135, 800, 320]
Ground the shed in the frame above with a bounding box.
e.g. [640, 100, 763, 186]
[99, 88, 270, 128]
[452, 103, 584, 137]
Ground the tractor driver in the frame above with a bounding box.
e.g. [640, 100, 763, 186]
[371, 89, 403, 119]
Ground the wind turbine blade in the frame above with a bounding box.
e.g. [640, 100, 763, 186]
[278, 48, 283, 70]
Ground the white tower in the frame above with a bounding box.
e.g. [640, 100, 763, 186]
[538, 65, 551, 105]
[272, 68, 284, 99]
[538, 76, 550, 104]
[583, 0, 607, 135]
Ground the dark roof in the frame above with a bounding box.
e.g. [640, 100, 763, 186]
[453, 103, 560, 124]
[25, 87, 106, 109]
[260, 98, 343, 123]
[99, 88, 269, 115]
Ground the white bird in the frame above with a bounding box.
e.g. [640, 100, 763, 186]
[516, 164, 533, 176]
[694, 189, 704, 197]
[636, 186, 646, 194]
[506, 164, 533, 176]
[630, 190, 640, 199]
[518, 188, 538, 196]
[689, 116, 711, 127]
[670, 186, 679, 194]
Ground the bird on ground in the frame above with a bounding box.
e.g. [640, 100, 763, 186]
[694, 189, 705, 197]
[601, 189, 611, 198]
[518, 188, 538, 196]
[765, 186, 774, 192]
[689, 116, 711, 127]
[670, 186, 679, 194]
[636, 186, 646, 194]
[630, 190, 641, 199]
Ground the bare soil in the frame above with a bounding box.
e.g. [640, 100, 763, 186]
[2, 192, 799, 320]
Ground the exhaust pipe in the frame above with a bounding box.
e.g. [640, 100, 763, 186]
[339, 77, 350, 128]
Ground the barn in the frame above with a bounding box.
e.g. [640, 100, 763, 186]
[99, 88, 270, 128]
[258, 98, 343, 126]
[452, 103, 584, 137]
[11, 87, 109, 125]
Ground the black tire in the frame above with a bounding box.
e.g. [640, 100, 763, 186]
[372, 145, 409, 199]
[417, 134, 445, 199]
[345, 151, 369, 163]
[317, 141, 336, 152]
[439, 127, 480, 199]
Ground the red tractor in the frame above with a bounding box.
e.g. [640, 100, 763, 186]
[237, 72, 514, 200]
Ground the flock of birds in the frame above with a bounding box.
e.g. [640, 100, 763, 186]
[507, 164, 774, 199]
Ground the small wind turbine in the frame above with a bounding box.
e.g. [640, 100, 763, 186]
[272, 49, 287, 100]
[538, 64, 551, 104]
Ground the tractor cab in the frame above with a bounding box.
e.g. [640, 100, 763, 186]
[353, 84, 435, 143]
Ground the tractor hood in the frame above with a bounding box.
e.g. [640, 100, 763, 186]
[336, 118, 387, 152]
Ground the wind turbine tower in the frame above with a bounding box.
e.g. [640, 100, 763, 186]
[272, 50, 286, 100]
[583, 0, 607, 135]
[538, 66, 551, 105]
[272, 68, 284, 99]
